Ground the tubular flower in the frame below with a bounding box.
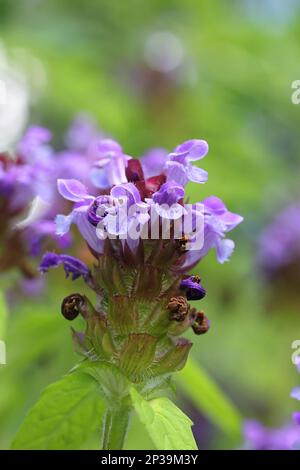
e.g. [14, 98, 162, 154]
[39, 134, 242, 384]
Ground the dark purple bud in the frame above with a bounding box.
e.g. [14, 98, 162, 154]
[191, 311, 210, 335]
[180, 275, 206, 300]
[40, 252, 90, 282]
[61, 293, 87, 320]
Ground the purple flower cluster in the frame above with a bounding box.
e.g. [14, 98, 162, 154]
[243, 362, 300, 450]
[0, 115, 104, 289]
[52, 137, 242, 271]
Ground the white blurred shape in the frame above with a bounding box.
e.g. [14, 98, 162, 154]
[0, 341, 6, 365]
[144, 31, 184, 73]
[0, 43, 46, 153]
[15, 196, 50, 230]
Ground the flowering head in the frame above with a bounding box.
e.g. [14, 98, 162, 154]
[40, 134, 242, 385]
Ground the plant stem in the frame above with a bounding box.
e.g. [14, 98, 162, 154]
[101, 405, 131, 450]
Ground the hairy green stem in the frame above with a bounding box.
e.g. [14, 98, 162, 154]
[101, 405, 131, 450]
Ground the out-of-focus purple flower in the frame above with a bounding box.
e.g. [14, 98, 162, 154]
[244, 362, 300, 450]
[20, 277, 45, 297]
[180, 276, 206, 300]
[166, 139, 209, 186]
[25, 220, 72, 256]
[291, 387, 300, 401]
[259, 203, 300, 276]
[293, 412, 300, 426]
[40, 252, 91, 281]
[91, 139, 130, 189]
[243, 420, 300, 450]
[18, 126, 53, 163]
[64, 114, 103, 152]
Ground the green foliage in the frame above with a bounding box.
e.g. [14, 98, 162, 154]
[177, 358, 242, 440]
[12, 371, 106, 450]
[130, 388, 197, 450]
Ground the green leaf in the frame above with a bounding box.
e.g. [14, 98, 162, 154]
[130, 388, 197, 450]
[177, 358, 242, 440]
[11, 371, 107, 450]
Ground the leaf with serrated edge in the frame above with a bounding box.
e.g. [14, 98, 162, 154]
[12, 371, 106, 450]
[130, 388, 197, 450]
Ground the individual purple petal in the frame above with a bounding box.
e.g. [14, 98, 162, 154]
[40, 252, 91, 281]
[202, 196, 227, 214]
[141, 148, 167, 178]
[97, 138, 122, 157]
[90, 167, 109, 189]
[111, 182, 141, 206]
[152, 180, 185, 206]
[216, 239, 235, 264]
[74, 207, 105, 254]
[93, 140, 129, 188]
[203, 196, 243, 230]
[186, 164, 208, 184]
[166, 139, 208, 187]
[166, 161, 188, 186]
[55, 213, 75, 236]
[291, 387, 300, 401]
[180, 276, 206, 300]
[57, 179, 90, 202]
[87, 196, 113, 227]
[152, 181, 186, 219]
[174, 139, 209, 161]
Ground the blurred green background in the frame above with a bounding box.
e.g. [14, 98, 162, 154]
[1, 0, 300, 450]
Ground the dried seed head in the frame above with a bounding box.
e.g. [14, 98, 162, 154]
[175, 235, 190, 253]
[61, 293, 86, 320]
[167, 296, 189, 321]
[192, 311, 210, 335]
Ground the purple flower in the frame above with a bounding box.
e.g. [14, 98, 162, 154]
[258, 203, 300, 276]
[293, 412, 300, 426]
[181, 196, 243, 269]
[166, 139, 209, 186]
[40, 252, 90, 281]
[243, 420, 300, 450]
[291, 387, 300, 401]
[64, 114, 103, 152]
[18, 126, 53, 163]
[91, 139, 130, 189]
[55, 179, 150, 254]
[152, 180, 185, 220]
[180, 276, 206, 300]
